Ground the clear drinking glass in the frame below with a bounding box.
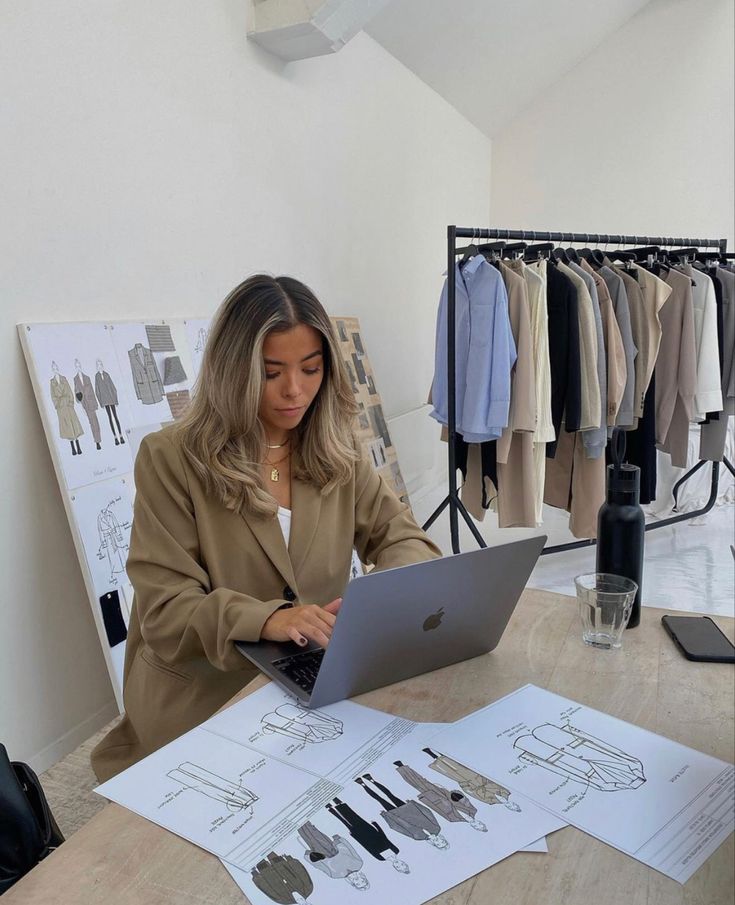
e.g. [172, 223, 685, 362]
[575, 573, 638, 649]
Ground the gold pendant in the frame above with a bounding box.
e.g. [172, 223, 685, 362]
[270, 467, 280, 482]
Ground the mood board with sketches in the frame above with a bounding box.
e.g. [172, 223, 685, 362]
[19, 315, 410, 707]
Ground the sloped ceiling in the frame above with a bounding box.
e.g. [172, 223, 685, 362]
[365, 0, 652, 138]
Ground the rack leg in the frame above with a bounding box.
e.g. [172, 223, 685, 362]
[422, 495, 450, 532]
[672, 459, 706, 512]
[455, 497, 487, 550]
[541, 460, 721, 555]
[724, 456, 735, 479]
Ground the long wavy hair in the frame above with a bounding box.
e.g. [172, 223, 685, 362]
[176, 274, 359, 517]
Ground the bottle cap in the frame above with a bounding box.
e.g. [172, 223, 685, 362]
[606, 462, 640, 495]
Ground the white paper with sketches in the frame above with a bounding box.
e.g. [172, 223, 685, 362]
[429, 683, 734, 883]
[221, 722, 564, 905]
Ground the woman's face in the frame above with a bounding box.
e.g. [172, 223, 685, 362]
[259, 324, 325, 439]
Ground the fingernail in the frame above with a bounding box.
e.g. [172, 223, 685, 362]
[299, 637, 307, 645]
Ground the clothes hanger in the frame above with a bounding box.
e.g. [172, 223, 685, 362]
[524, 242, 555, 262]
[565, 236, 580, 263]
[456, 227, 480, 263]
[501, 241, 527, 260]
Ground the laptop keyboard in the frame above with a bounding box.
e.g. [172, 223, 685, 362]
[273, 649, 325, 694]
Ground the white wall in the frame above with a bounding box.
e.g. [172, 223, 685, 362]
[490, 0, 734, 248]
[1, 1, 491, 770]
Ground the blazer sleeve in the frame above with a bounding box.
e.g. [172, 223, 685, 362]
[126, 435, 288, 670]
[352, 452, 442, 572]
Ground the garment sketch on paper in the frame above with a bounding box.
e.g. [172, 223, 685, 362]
[423, 747, 521, 811]
[513, 723, 646, 792]
[260, 702, 343, 746]
[128, 343, 164, 405]
[355, 774, 449, 849]
[94, 360, 125, 445]
[251, 852, 314, 905]
[162, 355, 187, 386]
[298, 821, 370, 890]
[194, 326, 209, 355]
[325, 799, 410, 874]
[393, 761, 487, 832]
[97, 503, 129, 584]
[166, 762, 258, 814]
[50, 361, 83, 455]
[74, 360, 101, 449]
[144, 323, 176, 353]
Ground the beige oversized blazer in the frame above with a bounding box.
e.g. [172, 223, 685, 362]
[92, 429, 441, 781]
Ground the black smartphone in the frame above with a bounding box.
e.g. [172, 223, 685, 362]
[661, 615, 735, 663]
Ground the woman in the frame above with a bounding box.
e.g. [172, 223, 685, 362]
[92, 275, 441, 781]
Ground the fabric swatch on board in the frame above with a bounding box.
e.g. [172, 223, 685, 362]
[163, 356, 187, 385]
[145, 324, 176, 352]
[166, 389, 191, 420]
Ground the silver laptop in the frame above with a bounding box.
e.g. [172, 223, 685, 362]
[236, 534, 546, 709]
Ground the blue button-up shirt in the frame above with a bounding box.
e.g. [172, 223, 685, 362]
[430, 255, 516, 443]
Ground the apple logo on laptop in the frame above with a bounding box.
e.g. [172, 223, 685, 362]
[423, 607, 445, 632]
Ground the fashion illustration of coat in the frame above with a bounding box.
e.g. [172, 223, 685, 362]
[128, 343, 164, 404]
[251, 852, 313, 905]
[50, 375, 83, 440]
[91, 428, 441, 781]
[95, 369, 119, 407]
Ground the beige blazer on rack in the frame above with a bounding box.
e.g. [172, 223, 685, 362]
[632, 264, 673, 413]
[91, 429, 441, 781]
[654, 267, 697, 467]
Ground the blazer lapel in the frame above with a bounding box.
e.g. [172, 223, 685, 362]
[288, 459, 323, 580]
[242, 510, 297, 593]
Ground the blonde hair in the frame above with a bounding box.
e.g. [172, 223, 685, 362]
[176, 275, 358, 517]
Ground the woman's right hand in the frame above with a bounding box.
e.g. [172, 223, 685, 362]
[261, 598, 342, 648]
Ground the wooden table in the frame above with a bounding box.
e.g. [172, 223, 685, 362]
[7, 589, 734, 905]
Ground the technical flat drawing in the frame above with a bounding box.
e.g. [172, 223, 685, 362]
[193, 326, 209, 355]
[50, 361, 84, 455]
[251, 851, 314, 905]
[97, 503, 129, 584]
[513, 723, 646, 792]
[94, 360, 125, 445]
[298, 820, 370, 890]
[260, 702, 343, 744]
[166, 762, 258, 813]
[74, 360, 102, 449]
[422, 747, 521, 811]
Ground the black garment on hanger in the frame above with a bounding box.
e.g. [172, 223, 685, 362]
[455, 433, 499, 509]
[703, 272, 724, 423]
[546, 263, 582, 457]
[622, 372, 657, 504]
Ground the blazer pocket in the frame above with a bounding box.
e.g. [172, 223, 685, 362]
[140, 648, 192, 684]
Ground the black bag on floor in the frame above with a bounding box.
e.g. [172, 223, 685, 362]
[0, 743, 64, 894]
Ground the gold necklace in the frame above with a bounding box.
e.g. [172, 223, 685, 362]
[261, 448, 290, 483]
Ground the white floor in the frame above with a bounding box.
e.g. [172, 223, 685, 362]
[412, 484, 735, 619]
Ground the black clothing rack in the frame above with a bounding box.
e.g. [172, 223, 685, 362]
[421, 226, 732, 555]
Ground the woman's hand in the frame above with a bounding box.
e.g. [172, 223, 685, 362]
[261, 598, 342, 648]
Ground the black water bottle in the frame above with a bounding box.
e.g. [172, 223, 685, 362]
[596, 430, 645, 628]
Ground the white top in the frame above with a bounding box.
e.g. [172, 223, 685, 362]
[277, 507, 363, 581]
